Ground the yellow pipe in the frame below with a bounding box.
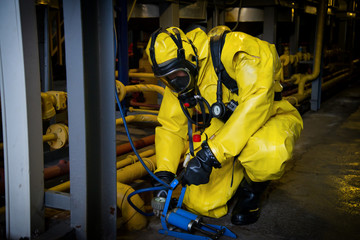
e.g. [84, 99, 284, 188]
[285, 71, 351, 106]
[126, 84, 164, 96]
[117, 155, 156, 183]
[0, 206, 4, 215]
[116, 80, 127, 101]
[115, 114, 158, 126]
[116, 71, 156, 79]
[129, 72, 156, 79]
[116, 182, 147, 231]
[116, 80, 164, 102]
[47, 150, 156, 192]
[0, 133, 58, 150]
[116, 149, 155, 169]
[291, 0, 327, 95]
[48, 181, 70, 192]
[43, 133, 58, 142]
[128, 107, 159, 114]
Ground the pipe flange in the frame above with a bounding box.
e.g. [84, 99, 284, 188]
[46, 123, 69, 149]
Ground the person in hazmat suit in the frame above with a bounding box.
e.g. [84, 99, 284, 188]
[145, 26, 303, 225]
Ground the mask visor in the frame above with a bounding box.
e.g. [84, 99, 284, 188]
[158, 69, 192, 93]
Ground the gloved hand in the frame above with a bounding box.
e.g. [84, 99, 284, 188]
[152, 171, 175, 198]
[182, 142, 221, 186]
[151, 171, 175, 216]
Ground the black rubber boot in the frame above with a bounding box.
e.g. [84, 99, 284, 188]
[231, 175, 270, 225]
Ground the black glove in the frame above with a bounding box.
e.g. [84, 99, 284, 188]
[152, 171, 175, 198]
[182, 142, 221, 186]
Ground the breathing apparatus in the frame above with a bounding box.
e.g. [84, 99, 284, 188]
[209, 29, 239, 122]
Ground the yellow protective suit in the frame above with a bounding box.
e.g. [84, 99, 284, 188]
[146, 27, 303, 218]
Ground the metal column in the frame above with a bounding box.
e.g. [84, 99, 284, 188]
[263, 7, 277, 44]
[63, 0, 117, 239]
[290, 13, 300, 54]
[117, 0, 129, 86]
[38, 4, 52, 92]
[0, 0, 44, 238]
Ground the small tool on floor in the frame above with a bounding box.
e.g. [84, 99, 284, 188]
[154, 172, 237, 240]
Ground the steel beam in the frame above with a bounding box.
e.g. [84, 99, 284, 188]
[0, 0, 44, 238]
[63, 0, 117, 239]
[45, 191, 71, 211]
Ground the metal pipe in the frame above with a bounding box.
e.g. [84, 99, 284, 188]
[115, 71, 156, 79]
[126, 84, 164, 96]
[47, 149, 156, 192]
[129, 101, 160, 110]
[116, 134, 155, 156]
[43, 159, 69, 180]
[116, 182, 147, 231]
[115, 114, 158, 126]
[128, 107, 159, 114]
[116, 149, 155, 169]
[0, 133, 57, 150]
[291, 0, 327, 95]
[48, 181, 70, 192]
[128, 72, 156, 79]
[116, 80, 164, 102]
[42, 133, 58, 142]
[285, 71, 351, 106]
[117, 155, 157, 183]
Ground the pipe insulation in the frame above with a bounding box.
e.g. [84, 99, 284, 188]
[116, 134, 155, 156]
[115, 114, 158, 125]
[116, 182, 147, 231]
[117, 155, 157, 183]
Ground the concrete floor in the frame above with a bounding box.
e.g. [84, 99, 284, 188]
[118, 77, 360, 240]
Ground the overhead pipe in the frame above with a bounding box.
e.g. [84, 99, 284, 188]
[289, 0, 327, 95]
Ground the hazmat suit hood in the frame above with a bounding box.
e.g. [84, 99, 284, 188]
[146, 27, 211, 96]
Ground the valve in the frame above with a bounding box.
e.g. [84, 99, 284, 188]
[46, 123, 69, 149]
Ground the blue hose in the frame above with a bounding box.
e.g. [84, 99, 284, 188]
[115, 90, 171, 189]
[114, 21, 170, 217]
[115, 93, 171, 216]
[127, 186, 167, 217]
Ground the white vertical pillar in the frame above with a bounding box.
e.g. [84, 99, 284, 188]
[0, 0, 44, 238]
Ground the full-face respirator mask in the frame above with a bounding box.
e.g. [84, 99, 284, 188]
[149, 28, 199, 108]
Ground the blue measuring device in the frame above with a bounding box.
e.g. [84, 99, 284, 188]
[158, 175, 237, 240]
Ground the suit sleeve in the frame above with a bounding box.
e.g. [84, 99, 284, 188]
[155, 87, 189, 173]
